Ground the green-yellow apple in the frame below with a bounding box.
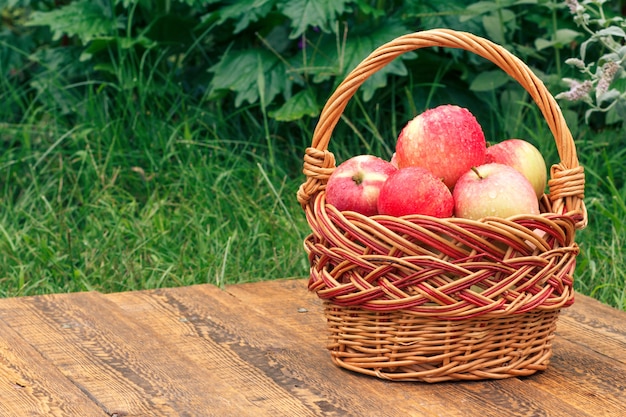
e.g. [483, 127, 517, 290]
[486, 139, 548, 198]
[395, 105, 487, 189]
[377, 166, 454, 218]
[326, 155, 397, 216]
[390, 152, 398, 168]
[453, 163, 540, 220]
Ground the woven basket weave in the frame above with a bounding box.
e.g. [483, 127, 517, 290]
[297, 29, 587, 382]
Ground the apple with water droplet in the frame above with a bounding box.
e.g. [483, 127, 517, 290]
[395, 105, 487, 189]
[326, 155, 397, 216]
[486, 139, 548, 198]
[377, 166, 454, 218]
[453, 163, 540, 220]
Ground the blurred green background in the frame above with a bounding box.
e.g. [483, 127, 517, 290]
[1, 0, 624, 310]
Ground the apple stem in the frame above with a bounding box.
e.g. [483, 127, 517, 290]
[471, 166, 484, 179]
[352, 174, 363, 185]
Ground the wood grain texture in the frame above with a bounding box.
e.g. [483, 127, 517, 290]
[0, 318, 108, 417]
[108, 284, 325, 417]
[0, 279, 625, 417]
[558, 294, 626, 362]
[0, 291, 266, 416]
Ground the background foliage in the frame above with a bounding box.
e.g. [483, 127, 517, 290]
[2, 0, 595, 126]
[1, 0, 625, 309]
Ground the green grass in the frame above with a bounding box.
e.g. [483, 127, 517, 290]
[572, 133, 626, 310]
[1, 39, 624, 312]
[0, 84, 312, 297]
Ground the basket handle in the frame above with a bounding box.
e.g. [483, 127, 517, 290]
[297, 28, 586, 229]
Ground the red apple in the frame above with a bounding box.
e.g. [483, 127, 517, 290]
[486, 139, 548, 198]
[453, 163, 540, 220]
[377, 166, 454, 218]
[395, 105, 487, 189]
[326, 155, 398, 216]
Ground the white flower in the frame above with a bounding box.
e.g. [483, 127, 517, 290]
[565, 0, 583, 14]
[596, 61, 620, 96]
[556, 79, 593, 101]
[565, 58, 586, 70]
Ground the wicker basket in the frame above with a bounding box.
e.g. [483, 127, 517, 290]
[296, 29, 587, 382]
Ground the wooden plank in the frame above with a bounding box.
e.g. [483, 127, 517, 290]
[1, 279, 624, 417]
[110, 279, 595, 417]
[558, 294, 626, 363]
[526, 336, 626, 417]
[526, 294, 626, 417]
[0, 291, 271, 416]
[115, 283, 441, 416]
[0, 317, 108, 417]
[112, 282, 457, 416]
[107, 285, 322, 417]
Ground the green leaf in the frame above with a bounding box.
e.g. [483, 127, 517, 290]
[178, 0, 208, 6]
[584, 108, 597, 124]
[597, 27, 626, 39]
[208, 48, 290, 107]
[360, 57, 411, 101]
[114, 0, 137, 7]
[459, 2, 498, 22]
[554, 29, 582, 46]
[277, 0, 356, 39]
[216, 0, 277, 33]
[115, 0, 214, 9]
[482, 14, 505, 45]
[596, 89, 621, 105]
[469, 70, 510, 92]
[80, 37, 116, 62]
[306, 22, 415, 101]
[79, 35, 156, 62]
[535, 30, 582, 51]
[26, 0, 123, 44]
[579, 38, 597, 62]
[534, 38, 553, 51]
[352, 0, 386, 18]
[607, 99, 626, 126]
[269, 89, 320, 121]
[27, 46, 89, 114]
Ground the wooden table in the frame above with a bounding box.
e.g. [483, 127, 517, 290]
[0, 278, 624, 417]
